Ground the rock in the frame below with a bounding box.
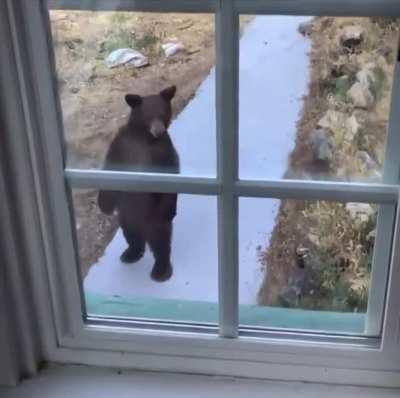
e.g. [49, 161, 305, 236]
[295, 246, 310, 269]
[347, 82, 374, 108]
[367, 169, 382, 181]
[279, 287, 299, 306]
[367, 229, 376, 241]
[162, 40, 186, 57]
[79, 62, 96, 82]
[356, 151, 378, 170]
[356, 63, 376, 88]
[65, 40, 76, 50]
[344, 114, 361, 142]
[298, 21, 313, 36]
[345, 203, 375, 223]
[347, 63, 378, 108]
[65, 38, 83, 50]
[279, 266, 316, 306]
[98, 40, 106, 53]
[69, 86, 80, 94]
[105, 48, 149, 69]
[177, 19, 194, 30]
[318, 110, 347, 135]
[296, 246, 310, 257]
[333, 75, 352, 101]
[309, 128, 334, 163]
[339, 25, 364, 49]
[353, 109, 369, 122]
[50, 11, 68, 22]
[307, 233, 320, 246]
[377, 46, 392, 60]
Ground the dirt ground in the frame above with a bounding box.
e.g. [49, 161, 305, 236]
[259, 17, 400, 311]
[50, 11, 217, 277]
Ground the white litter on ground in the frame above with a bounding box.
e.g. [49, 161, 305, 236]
[162, 40, 186, 57]
[105, 48, 149, 68]
[85, 16, 312, 306]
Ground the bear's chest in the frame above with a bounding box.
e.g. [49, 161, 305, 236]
[121, 135, 179, 173]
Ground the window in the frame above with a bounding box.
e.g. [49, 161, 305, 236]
[4, 0, 400, 388]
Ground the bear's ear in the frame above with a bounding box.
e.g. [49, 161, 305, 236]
[160, 85, 176, 102]
[125, 94, 142, 108]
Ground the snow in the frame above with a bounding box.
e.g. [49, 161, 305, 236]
[84, 16, 312, 306]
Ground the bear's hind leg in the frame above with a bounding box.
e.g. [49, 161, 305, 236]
[147, 222, 173, 282]
[120, 226, 146, 264]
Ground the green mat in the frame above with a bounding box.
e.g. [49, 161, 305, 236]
[85, 291, 367, 335]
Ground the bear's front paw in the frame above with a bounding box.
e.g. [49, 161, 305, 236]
[120, 246, 144, 264]
[151, 262, 173, 282]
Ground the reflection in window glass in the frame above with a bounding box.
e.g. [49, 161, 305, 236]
[239, 16, 399, 182]
[72, 189, 218, 323]
[239, 198, 389, 335]
[50, 11, 216, 176]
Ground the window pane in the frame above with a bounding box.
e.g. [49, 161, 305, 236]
[49, 10, 216, 177]
[71, 188, 218, 324]
[239, 197, 392, 336]
[239, 16, 399, 182]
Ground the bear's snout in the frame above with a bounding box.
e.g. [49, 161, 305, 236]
[150, 119, 166, 138]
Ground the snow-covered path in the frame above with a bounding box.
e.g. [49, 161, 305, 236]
[84, 16, 311, 305]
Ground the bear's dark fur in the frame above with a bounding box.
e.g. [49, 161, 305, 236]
[98, 86, 179, 282]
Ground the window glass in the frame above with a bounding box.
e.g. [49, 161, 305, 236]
[239, 16, 399, 182]
[71, 188, 218, 324]
[50, 11, 216, 177]
[239, 197, 391, 335]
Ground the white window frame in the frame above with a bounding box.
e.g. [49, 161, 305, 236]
[3, 0, 400, 387]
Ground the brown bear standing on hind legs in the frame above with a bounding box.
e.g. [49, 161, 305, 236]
[98, 86, 179, 282]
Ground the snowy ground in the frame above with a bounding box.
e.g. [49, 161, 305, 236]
[84, 16, 311, 305]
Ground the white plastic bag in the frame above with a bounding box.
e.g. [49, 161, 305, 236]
[105, 48, 149, 69]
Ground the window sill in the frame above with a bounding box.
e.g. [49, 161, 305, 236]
[1, 364, 399, 398]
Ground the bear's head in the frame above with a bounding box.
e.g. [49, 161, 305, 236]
[125, 86, 176, 138]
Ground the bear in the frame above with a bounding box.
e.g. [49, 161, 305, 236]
[97, 86, 179, 282]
